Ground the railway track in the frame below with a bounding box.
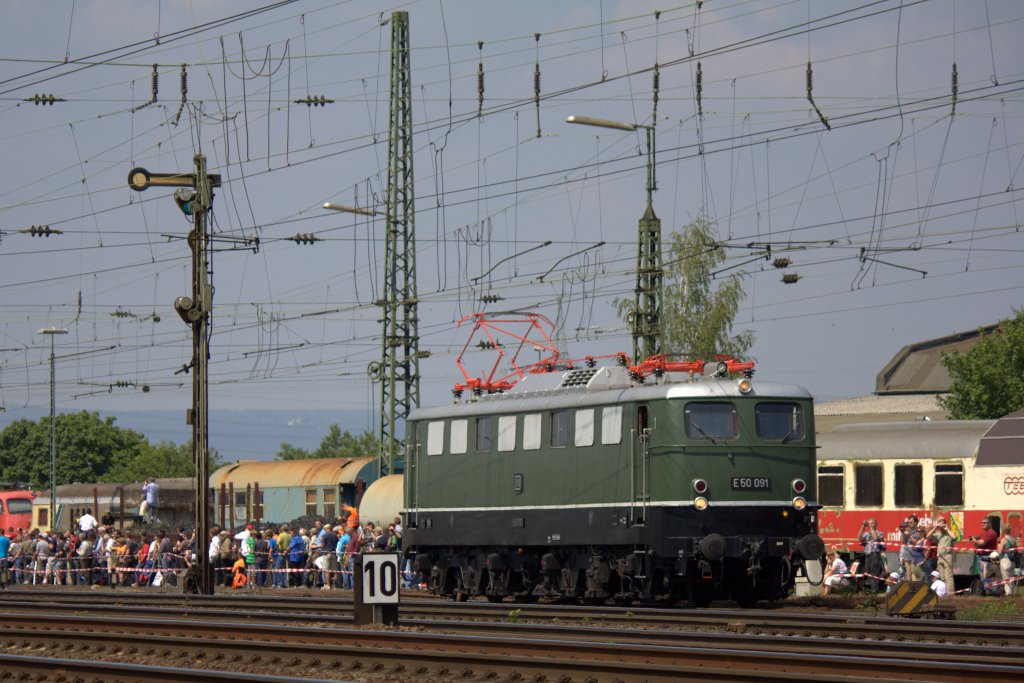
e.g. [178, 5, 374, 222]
[1, 589, 1023, 681]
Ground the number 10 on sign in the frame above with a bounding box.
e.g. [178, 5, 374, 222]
[362, 553, 400, 604]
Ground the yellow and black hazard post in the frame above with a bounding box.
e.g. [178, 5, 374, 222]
[886, 581, 938, 617]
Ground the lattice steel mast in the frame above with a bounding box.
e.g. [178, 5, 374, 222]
[379, 10, 419, 475]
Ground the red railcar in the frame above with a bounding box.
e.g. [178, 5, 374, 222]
[0, 485, 36, 534]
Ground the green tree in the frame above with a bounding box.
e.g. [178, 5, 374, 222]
[939, 311, 1024, 419]
[0, 411, 148, 488]
[105, 440, 224, 482]
[657, 215, 754, 358]
[276, 424, 379, 460]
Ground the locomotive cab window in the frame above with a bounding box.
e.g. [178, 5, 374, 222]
[817, 465, 844, 506]
[854, 463, 883, 507]
[8, 499, 32, 514]
[550, 410, 568, 448]
[934, 463, 964, 507]
[684, 402, 738, 441]
[755, 402, 804, 441]
[893, 464, 922, 507]
[475, 417, 493, 453]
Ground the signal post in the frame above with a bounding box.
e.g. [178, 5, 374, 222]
[128, 156, 220, 595]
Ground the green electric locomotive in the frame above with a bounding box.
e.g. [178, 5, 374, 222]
[402, 317, 825, 606]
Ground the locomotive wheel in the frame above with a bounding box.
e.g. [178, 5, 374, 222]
[454, 590, 469, 602]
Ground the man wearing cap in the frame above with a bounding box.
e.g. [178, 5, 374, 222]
[929, 569, 947, 597]
[928, 518, 955, 595]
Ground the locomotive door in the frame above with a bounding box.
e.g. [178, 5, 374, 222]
[630, 404, 651, 525]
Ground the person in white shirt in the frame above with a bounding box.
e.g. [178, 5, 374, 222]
[822, 550, 849, 596]
[78, 511, 97, 533]
[929, 569, 948, 597]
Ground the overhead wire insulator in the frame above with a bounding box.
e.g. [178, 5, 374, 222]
[24, 93, 66, 106]
[480, 293, 504, 304]
[534, 33, 541, 138]
[772, 257, 791, 269]
[781, 273, 802, 284]
[805, 61, 831, 131]
[294, 95, 335, 107]
[653, 63, 661, 122]
[290, 233, 318, 245]
[695, 62, 702, 119]
[23, 225, 63, 237]
[172, 64, 188, 127]
[131, 64, 159, 112]
[477, 41, 485, 117]
[951, 62, 958, 115]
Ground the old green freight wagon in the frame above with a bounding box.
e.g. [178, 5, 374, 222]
[403, 362, 825, 606]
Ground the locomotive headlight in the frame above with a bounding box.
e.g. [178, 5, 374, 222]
[694, 496, 709, 511]
[693, 478, 708, 495]
[737, 378, 753, 394]
[792, 496, 807, 510]
[792, 478, 806, 494]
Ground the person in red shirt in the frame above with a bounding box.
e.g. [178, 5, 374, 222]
[971, 517, 999, 579]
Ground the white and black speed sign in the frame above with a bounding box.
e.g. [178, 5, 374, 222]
[361, 553, 400, 604]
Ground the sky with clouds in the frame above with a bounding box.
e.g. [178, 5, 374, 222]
[1, 0, 1022, 435]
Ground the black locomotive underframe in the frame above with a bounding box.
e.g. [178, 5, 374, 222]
[405, 504, 820, 605]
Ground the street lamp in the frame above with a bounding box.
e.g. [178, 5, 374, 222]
[566, 114, 661, 363]
[37, 326, 68, 530]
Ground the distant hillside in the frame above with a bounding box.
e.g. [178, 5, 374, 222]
[0, 408, 373, 463]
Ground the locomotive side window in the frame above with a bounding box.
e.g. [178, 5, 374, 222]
[450, 419, 468, 454]
[854, 464, 883, 507]
[427, 421, 445, 456]
[601, 406, 622, 444]
[498, 416, 517, 452]
[817, 465, 844, 506]
[754, 402, 804, 441]
[684, 402, 738, 440]
[893, 464, 922, 507]
[476, 417, 493, 453]
[523, 413, 542, 450]
[934, 463, 964, 507]
[550, 410, 569, 447]
[575, 409, 594, 447]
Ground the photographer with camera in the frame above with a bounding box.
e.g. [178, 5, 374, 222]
[970, 516, 1000, 584]
[899, 515, 919, 581]
[859, 518, 885, 591]
[927, 517, 955, 594]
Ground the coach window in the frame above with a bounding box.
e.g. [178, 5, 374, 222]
[450, 419, 468, 454]
[476, 416, 493, 453]
[854, 464, 883, 507]
[893, 464, 922, 507]
[601, 406, 622, 444]
[817, 465, 844, 506]
[498, 415, 517, 452]
[934, 463, 964, 507]
[684, 402, 739, 441]
[550, 410, 569, 447]
[575, 408, 595, 447]
[523, 413, 542, 450]
[234, 491, 247, 508]
[322, 488, 335, 519]
[755, 402, 804, 441]
[304, 489, 318, 516]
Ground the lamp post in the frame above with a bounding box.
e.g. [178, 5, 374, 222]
[566, 115, 662, 363]
[38, 326, 68, 530]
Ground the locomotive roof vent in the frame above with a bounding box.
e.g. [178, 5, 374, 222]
[559, 367, 600, 388]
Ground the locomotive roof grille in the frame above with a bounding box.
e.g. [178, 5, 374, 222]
[559, 367, 599, 388]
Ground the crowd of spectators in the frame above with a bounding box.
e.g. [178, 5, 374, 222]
[0, 510, 423, 591]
